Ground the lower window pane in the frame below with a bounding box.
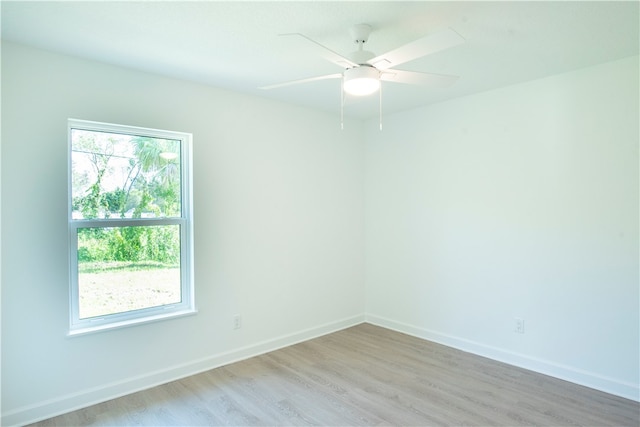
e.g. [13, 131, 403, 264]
[77, 225, 181, 319]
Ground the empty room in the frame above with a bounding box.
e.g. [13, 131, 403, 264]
[1, 1, 638, 426]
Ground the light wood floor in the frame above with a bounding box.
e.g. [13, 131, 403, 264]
[31, 323, 639, 426]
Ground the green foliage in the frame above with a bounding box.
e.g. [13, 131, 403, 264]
[78, 226, 180, 267]
[78, 261, 176, 274]
[72, 130, 183, 268]
[104, 188, 127, 215]
[78, 178, 107, 219]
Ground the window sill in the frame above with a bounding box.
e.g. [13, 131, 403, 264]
[67, 308, 197, 337]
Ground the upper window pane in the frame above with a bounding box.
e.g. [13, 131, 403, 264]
[71, 129, 182, 219]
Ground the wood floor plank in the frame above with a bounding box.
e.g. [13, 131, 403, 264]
[28, 324, 639, 426]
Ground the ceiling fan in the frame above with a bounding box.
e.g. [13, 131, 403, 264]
[260, 24, 465, 127]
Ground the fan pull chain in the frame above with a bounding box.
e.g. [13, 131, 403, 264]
[341, 77, 345, 130]
[379, 81, 383, 131]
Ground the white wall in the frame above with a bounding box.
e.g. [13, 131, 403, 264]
[1, 42, 365, 425]
[364, 56, 639, 400]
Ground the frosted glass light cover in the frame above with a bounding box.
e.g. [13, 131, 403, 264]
[343, 66, 380, 96]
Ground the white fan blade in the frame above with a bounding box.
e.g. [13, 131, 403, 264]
[260, 73, 342, 90]
[280, 33, 358, 68]
[381, 69, 459, 88]
[368, 28, 465, 70]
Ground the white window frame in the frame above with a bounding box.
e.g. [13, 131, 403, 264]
[68, 119, 195, 336]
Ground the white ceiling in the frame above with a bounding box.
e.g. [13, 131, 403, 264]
[2, 1, 638, 119]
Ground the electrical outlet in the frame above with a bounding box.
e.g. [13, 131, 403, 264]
[233, 314, 242, 330]
[515, 317, 525, 334]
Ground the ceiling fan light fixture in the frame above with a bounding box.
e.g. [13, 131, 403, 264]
[343, 66, 380, 96]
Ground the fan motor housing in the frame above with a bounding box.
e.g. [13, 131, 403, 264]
[350, 49, 375, 64]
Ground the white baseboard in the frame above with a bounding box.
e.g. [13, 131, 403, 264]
[2, 314, 366, 427]
[366, 314, 639, 402]
[5, 313, 637, 426]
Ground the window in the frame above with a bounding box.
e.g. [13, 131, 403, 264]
[68, 119, 194, 334]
